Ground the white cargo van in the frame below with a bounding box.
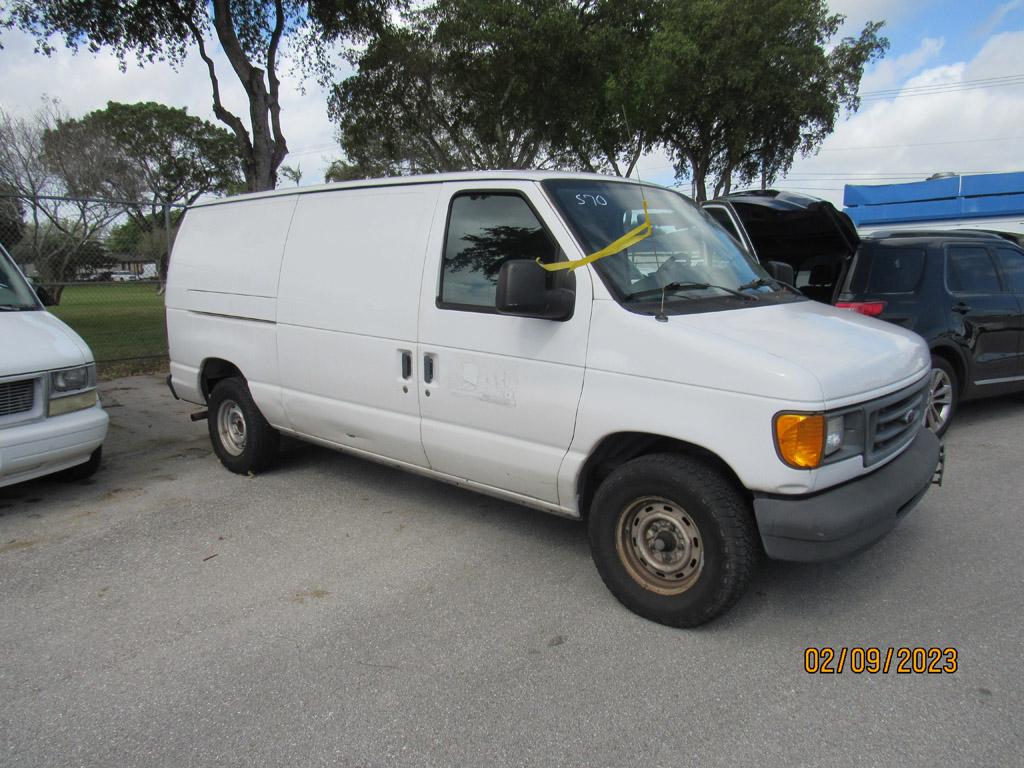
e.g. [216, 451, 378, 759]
[1, 245, 107, 488]
[166, 172, 941, 626]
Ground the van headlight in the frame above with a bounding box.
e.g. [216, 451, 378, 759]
[825, 415, 844, 456]
[48, 364, 98, 416]
[774, 412, 846, 469]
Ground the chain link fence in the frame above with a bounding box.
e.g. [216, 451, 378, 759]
[1, 193, 186, 377]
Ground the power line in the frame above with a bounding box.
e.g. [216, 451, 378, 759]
[860, 72, 1024, 98]
[860, 74, 1024, 100]
[819, 135, 1024, 152]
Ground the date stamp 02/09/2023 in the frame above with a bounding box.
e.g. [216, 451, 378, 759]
[804, 647, 958, 674]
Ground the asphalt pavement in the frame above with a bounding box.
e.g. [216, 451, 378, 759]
[1, 375, 1021, 767]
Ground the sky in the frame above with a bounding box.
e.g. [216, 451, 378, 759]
[1, 1, 1022, 208]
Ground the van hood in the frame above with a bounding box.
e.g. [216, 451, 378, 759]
[0, 311, 92, 378]
[589, 298, 929, 405]
[676, 300, 929, 401]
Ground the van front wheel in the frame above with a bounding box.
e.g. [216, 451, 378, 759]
[588, 453, 757, 627]
[207, 377, 280, 475]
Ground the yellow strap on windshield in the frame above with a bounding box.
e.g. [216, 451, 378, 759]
[538, 201, 653, 272]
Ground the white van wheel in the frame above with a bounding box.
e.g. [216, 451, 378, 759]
[207, 377, 280, 474]
[588, 453, 757, 627]
[616, 497, 705, 594]
[217, 400, 248, 456]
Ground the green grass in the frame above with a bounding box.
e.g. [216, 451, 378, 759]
[49, 283, 168, 373]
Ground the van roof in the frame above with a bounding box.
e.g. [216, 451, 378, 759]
[191, 170, 649, 208]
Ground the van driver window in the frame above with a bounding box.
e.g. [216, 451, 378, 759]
[440, 193, 558, 309]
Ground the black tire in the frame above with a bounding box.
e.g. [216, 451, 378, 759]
[59, 447, 102, 482]
[207, 377, 280, 474]
[926, 356, 957, 437]
[588, 453, 758, 628]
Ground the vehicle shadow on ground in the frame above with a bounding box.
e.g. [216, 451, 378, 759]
[266, 437, 924, 632]
[273, 435, 586, 546]
[949, 392, 1023, 431]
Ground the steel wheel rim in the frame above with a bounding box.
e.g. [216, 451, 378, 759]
[615, 496, 704, 595]
[217, 399, 247, 456]
[926, 368, 953, 432]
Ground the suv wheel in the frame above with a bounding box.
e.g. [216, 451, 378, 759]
[926, 357, 957, 437]
[588, 453, 758, 627]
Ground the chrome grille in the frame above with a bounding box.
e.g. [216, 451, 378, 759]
[0, 378, 36, 418]
[864, 379, 929, 466]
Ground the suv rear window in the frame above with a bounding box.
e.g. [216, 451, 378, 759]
[845, 246, 925, 294]
[867, 247, 925, 293]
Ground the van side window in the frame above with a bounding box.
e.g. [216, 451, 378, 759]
[946, 247, 1002, 294]
[994, 247, 1024, 293]
[440, 193, 558, 309]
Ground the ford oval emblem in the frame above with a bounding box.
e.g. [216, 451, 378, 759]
[903, 408, 918, 425]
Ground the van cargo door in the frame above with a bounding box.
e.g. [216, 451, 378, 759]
[276, 185, 439, 468]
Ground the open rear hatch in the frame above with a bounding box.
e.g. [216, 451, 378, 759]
[708, 191, 860, 303]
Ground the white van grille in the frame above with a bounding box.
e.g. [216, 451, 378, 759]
[0, 379, 36, 418]
[864, 379, 929, 466]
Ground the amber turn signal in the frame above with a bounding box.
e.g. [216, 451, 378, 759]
[774, 413, 825, 468]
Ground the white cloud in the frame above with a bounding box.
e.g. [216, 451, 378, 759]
[0, 30, 341, 185]
[774, 30, 1024, 207]
[973, 0, 1023, 38]
[858, 36, 944, 93]
[827, 0, 927, 35]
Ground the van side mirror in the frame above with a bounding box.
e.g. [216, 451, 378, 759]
[495, 259, 574, 321]
[763, 261, 795, 286]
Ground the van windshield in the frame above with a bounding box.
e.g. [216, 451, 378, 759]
[543, 179, 803, 314]
[0, 245, 41, 311]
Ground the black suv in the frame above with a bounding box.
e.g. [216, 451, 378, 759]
[704, 191, 1024, 435]
[836, 230, 1024, 434]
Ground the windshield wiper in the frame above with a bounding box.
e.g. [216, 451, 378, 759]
[736, 277, 774, 292]
[0, 304, 34, 311]
[737, 276, 802, 296]
[624, 281, 757, 302]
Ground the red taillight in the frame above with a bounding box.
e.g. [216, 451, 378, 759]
[836, 301, 886, 317]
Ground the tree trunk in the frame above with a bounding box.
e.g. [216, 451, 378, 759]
[182, 1, 287, 193]
[688, 152, 708, 203]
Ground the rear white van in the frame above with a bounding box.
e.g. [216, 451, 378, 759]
[166, 172, 941, 626]
[1, 245, 107, 488]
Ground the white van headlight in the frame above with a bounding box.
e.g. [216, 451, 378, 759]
[48, 364, 98, 416]
[51, 364, 95, 393]
[825, 415, 844, 456]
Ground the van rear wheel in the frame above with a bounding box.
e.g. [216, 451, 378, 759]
[207, 377, 279, 474]
[588, 453, 757, 627]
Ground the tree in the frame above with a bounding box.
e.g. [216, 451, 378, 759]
[4, 0, 396, 192]
[0, 101, 124, 300]
[329, 0, 657, 176]
[652, 0, 887, 201]
[46, 101, 243, 284]
[280, 164, 303, 186]
[50, 102, 242, 208]
[0, 183, 25, 251]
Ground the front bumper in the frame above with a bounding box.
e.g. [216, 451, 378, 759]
[753, 428, 941, 562]
[0, 404, 108, 488]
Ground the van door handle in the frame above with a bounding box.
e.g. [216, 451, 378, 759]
[401, 351, 412, 380]
[952, 301, 971, 314]
[423, 354, 435, 383]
